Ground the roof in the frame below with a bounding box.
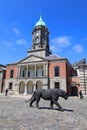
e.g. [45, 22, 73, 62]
[0, 64, 6, 71]
[35, 14, 46, 27]
[46, 54, 61, 60]
[72, 58, 87, 70]
[0, 64, 6, 68]
[6, 54, 48, 66]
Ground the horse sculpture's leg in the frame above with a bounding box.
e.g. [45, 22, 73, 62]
[36, 97, 40, 108]
[50, 100, 54, 109]
[30, 97, 36, 107]
[52, 98, 64, 111]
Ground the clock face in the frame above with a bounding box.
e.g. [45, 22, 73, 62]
[34, 31, 40, 44]
[36, 37, 40, 43]
[36, 32, 39, 36]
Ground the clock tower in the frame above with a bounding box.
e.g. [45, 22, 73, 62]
[27, 15, 51, 57]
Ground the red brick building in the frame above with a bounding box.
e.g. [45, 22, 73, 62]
[5, 15, 80, 96]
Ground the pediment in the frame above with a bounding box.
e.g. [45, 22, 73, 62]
[18, 55, 47, 64]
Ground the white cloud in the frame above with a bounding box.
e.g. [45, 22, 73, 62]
[50, 45, 61, 53]
[16, 39, 27, 45]
[50, 36, 71, 53]
[3, 41, 12, 47]
[1, 40, 16, 51]
[73, 45, 83, 53]
[12, 27, 20, 35]
[51, 36, 71, 47]
[50, 45, 55, 52]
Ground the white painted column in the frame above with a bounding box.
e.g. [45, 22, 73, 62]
[44, 64, 46, 76]
[35, 64, 36, 77]
[17, 66, 21, 78]
[45, 63, 48, 76]
[33, 85, 36, 91]
[24, 85, 27, 95]
[20, 66, 22, 77]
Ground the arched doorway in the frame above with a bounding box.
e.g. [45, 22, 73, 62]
[27, 81, 33, 94]
[36, 81, 42, 89]
[19, 81, 25, 94]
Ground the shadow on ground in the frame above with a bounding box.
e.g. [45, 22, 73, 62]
[37, 107, 74, 112]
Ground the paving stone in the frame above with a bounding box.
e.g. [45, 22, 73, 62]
[0, 95, 87, 130]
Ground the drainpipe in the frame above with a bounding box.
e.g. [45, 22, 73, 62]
[47, 60, 50, 89]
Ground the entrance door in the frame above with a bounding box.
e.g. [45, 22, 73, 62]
[27, 86, 33, 94]
[19, 82, 25, 94]
[27, 81, 33, 94]
[71, 86, 78, 96]
[36, 81, 42, 89]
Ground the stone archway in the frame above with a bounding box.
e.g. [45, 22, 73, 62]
[27, 81, 33, 94]
[19, 81, 25, 94]
[36, 81, 42, 89]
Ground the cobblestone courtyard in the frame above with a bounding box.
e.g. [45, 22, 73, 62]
[0, 95, 87, 130]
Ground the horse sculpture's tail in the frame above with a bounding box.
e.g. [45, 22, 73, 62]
[25, 91, 35, 103]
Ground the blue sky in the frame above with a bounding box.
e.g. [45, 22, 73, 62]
[0, 0, 87, 65]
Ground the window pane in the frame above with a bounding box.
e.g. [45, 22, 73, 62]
[9, 83, 12, 89]
[30, 70, 34, 77]
[55, 82, 60, 88]
[54, 66, 60, 77]
[28, 71, 30, 77]
[22, 71, 25, 77]
[10, 70, 14, 78]
[36, 69, 43, 77]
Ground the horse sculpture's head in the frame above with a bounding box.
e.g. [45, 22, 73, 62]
[60, 89, 68, 100]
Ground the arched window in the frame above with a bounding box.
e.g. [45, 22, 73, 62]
[10, 70, 14, 78]
[54, 66, 60, 77]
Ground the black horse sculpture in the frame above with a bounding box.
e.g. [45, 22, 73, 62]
[25, 88, 68, 111]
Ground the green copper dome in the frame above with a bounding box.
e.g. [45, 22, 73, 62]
[35, 15, 46, 27]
